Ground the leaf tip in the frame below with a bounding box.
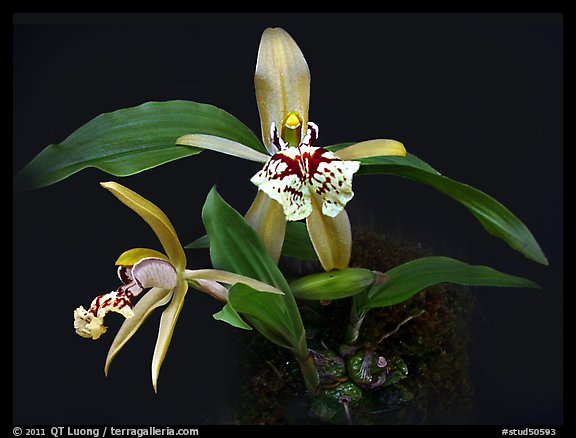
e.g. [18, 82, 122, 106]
[537, 253, 550, 266]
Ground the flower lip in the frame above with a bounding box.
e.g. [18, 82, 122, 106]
[251, 122, 361, 222]
[74, 255, 178, 340]
[74, 291, 135, 340]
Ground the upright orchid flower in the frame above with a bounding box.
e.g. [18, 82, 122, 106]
[177, 28, 406, 271]
[74, 182, 282, 391]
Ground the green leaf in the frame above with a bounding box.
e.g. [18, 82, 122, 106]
[201, 187, 307, 354]
[225, 283, 296, 349]
[213, 302, 252, 331]
[15, 100, 264, 191]
[202, 187, 290, 291]
[328, 144, 547, 266]
[282, 222, 318, 260]
[359, 256, 540, 310]
[184, 234, 210, 250]
[290, 268, 376, 300]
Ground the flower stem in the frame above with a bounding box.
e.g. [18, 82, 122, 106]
[296, 351, 320, 395]
[344, 301, 368, 345]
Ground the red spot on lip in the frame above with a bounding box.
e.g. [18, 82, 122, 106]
[266, 152, 304, 180]
[302, 147, 339, 195]
[89, 290, 134, 316]
[284, 185, 303, 198]
[303, 147, 338, 185]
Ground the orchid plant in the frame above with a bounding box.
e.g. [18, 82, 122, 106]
[15, 27, 547, 422]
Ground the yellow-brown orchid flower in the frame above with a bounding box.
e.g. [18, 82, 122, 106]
[73, 182, 282, 391]
[177, 28, 406, 271]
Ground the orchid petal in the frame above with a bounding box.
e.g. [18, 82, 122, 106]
[104, 287, 173, 376]
[151, 279, 188, 392]
[245, 191, 287, 263]
[306, 194, 352, 271]
[188, 279, 229, 302]
[299, 145, 361, 218]
[184, 269, 284, 295]
[334, 139, 407, 161]
[175, 134, 269, 163]
[115, 248, 169, 266]
[100, 182, 186, 272]
[255, 27, 310, 152]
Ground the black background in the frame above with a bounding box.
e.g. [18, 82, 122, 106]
[12, 13, 563, 425]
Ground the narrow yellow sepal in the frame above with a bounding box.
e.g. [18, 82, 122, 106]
[152, 279, 188, 392]
[100, 182, 186, 272]
[105, 287, 173, 377]
[115, 248, 169, 266]
[245, 191, 287, 264]
[306, 194, 352, 272]
[184, 269, 284, 295]
[334, 139, 407, 161]
[175, 134, 269, 163]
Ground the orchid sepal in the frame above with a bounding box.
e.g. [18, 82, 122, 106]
[184, 269, 284, 295]
[101, 181, 186, 272]
[104, 286, 173, 376]
[152, 278, 189, 392]
[175, 134, 269, 163]
[334, 139, 407, 161]
[245, 191, 287, 264]
[255, 27, 310, 151]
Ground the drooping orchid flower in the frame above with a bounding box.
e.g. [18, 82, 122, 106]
[74, 181, 282, 391]
[177, 28, 406, 271]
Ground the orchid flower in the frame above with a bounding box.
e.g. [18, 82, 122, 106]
[73, 181, 282, 391]
[177, 28, 406, 271]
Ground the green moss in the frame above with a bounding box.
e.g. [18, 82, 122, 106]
[230, 228, 475, 424]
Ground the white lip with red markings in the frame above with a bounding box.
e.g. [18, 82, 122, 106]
[73, 257, 177, 340]
[251, 122, 361, 222]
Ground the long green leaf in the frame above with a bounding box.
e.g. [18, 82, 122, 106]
[327, 144, 547, 266]
[360, 256, 540, 310]
[226, 283, 296, 350]
[202, 187, 290, 292]
[201, 187, 307, 354]
[15, 100, 264, 191]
